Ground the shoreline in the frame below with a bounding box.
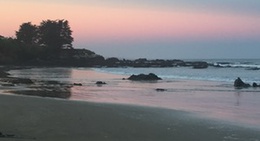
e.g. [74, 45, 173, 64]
[0, 94, 260, 141]
[2, 68, 260, 131]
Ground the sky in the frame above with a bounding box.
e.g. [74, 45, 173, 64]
[1, 0, 260, 59]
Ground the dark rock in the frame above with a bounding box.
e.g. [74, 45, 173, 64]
[128, 73, 162, 81]
[105, 57, 120, 67]
[155, 88, 167, 92]
[73, 83, 83, 86]
[0, 132, 3, 136]
[96, 81, 107, 85]
[0, 132, 15, 138]
[246, 67, 260, 70]
[192, 62, 208, 69]
[252, 82, 260, 87]
[234, 77, 250, 88]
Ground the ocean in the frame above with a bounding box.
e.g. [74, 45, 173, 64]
[96, 59, 260, 83]
[6, 59, 260, 129]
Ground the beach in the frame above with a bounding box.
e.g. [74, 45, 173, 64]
[1, 94, 260, 141]
[1, 67, 260, 140]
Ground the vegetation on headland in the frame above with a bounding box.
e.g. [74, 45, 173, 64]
[1, 19, 211, 68]
[0, 19, 104, 66]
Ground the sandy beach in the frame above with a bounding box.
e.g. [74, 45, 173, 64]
[0, 94, 259, 141]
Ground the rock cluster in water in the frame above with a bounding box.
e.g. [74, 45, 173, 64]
[234, 77, 250, 88]
[234, 77, 260, 88]
[128, 73, 162, 81]
[96, 81, 107, 85]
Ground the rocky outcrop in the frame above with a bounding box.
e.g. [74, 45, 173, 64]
[155, 88, 167, 92]
[96, 81, 107, 85]
[128, 73, 162, 81]
[192, 62, 208, 69]
[0, 131, 15, 138]
[252, 82, 260, 88]
[234, 77, 250, 88]
[73, 83, 83, 86]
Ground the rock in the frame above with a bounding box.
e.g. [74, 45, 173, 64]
[234, 77, 250, 88]
[246, 67, 260, 70]
[96, 81, 106, 85]
[0, 132, 15, 138]
[73, 83, 82, 86]
[192, 62, 208, 69]
[252, 82, 260, 87]
[128, 73, 162, 81]
[155, 88, 167, 92]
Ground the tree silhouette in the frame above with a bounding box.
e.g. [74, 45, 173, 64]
[38, 20, 73, 51]
[16, 22, 38, 45]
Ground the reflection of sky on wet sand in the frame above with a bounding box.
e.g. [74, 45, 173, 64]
[8, 68, 260, 129]
[69, 69, 260, 128]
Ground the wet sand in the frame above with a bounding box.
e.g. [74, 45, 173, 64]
[0, 94, 259, 141]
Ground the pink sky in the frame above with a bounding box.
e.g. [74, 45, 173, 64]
[1, 1, 259, 41]
[1, 1, 260, 58]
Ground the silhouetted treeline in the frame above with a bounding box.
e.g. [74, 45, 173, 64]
[0, 33, 104, 66]
[1, 19, 90, 66]
[0, 35, 43, 65]
[1, 19, 210, 68]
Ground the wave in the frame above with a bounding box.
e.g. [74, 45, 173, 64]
[210, 60, 260, 70]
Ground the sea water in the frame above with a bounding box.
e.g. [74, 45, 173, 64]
[96, 59, 260, 83]
[7, 59, 260, 129]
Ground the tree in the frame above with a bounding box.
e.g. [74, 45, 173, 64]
[38, 19, 73, 50]
[16, 22, 38, 45]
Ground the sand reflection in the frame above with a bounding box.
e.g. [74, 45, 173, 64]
[235, 90, 241, 106]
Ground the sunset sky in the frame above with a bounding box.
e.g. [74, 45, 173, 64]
[1, 0, 260, 59]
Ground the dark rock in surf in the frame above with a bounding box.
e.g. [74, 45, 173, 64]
[73, 83, 83, 86]
[128, 73, 162, 81]
[234, 77, 250, 88]
[192, 62, 208, 69]
[155, 88, 167, 92]
[96, 81, 107, 85]
[0, 131, 15, 138]
[246, 67, 260, 70]
[252, 82, 260, 88]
